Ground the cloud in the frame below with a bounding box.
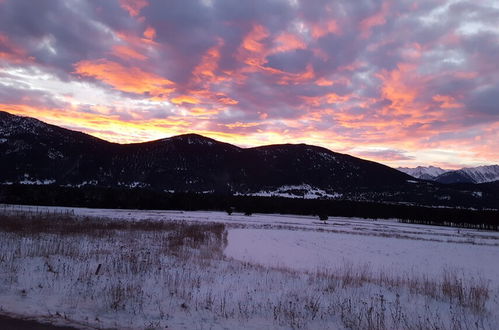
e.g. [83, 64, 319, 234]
[355, 149, 415, 162]
[0, 33, 29, 63]
[111, 45, 147, 61]
[119, 0, 149, 17]
[0, 84, 67, 109]
[74, 59, 175, 98]
[466, 86, 499, 116]
[0, 0, 498, 167]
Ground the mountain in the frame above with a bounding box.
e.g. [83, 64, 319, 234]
[397, 166, 449, 181]
[434, 165, 499, 184]
[0, 111, 413, 195]
[398, 165, 499, 184]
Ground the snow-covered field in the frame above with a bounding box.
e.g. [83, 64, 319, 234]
[1, 204, 498, 329]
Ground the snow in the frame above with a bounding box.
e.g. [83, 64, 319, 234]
[1, 204, 499, 328]
[225, 228, 499, 283]
[237, 184, 343, 199]
[317, 151, 336, 161]
[62, 180, 99, 188]
[47, 149, 63, 159]
[19, 179, 55, 185]
[117, 181, 149, 188]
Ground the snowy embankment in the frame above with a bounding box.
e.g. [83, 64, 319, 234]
[0, 204, 498, 329]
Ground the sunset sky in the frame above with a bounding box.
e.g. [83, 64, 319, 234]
[1, 0, 498, 169]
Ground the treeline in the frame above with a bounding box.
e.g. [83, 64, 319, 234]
[0, 184, 498, 231]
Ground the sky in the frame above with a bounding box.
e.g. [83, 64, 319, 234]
[0, 0, 498, 169]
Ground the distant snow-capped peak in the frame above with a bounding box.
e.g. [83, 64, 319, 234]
[397, 166, 449, 180]
[399, 164, 499, 183]
[455, 165, 499, 184]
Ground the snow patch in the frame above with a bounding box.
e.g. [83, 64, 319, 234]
[47, 149, 63, 159]
[117, 181, 149, 188]
[237, 184, 342, 199]
[472, 191, 483, 198]
[19, 179, 55, 185]
[63, 180, 99, 188]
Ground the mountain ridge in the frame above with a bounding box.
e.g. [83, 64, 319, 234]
[398, 165, 499, 184]
[397, 166, 449, 181]
[0, 111, 412, 194]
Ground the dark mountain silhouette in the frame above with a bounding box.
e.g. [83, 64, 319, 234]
[1, 111, 412, 194]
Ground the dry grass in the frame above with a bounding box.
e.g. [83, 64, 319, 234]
[314, 263, 490, 314]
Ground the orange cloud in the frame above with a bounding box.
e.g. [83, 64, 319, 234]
[171, 95, 200, 105]
[236, 25, 316, 84]
[188, 107, 221, 116]
[0, 104, 190, 144]
[310, 20, 341, 39]
[192, 40, 224, 83]
[116, 31, 158, 48]
[241, 24, 269, 53]
[0, 33, 30, 63]
[225, 122, 261, 129]
[300, 92, 347, 107]
[377, 63, 419, 115]
[276, 64, 315, 85]
[119, 0, 149, 17]
[111, 45, 147, 60]
[217, 96, 238, 105]
[178, 90, 238, 108]
[143, 26, 156, 40]
[432, 95, 462, 109]
[315, 77, 334, 86]
[359, 1, 390, 38]
[74, 59, 174, 98]
[238, 24, 271, 70]
[271, 32, 306, 53]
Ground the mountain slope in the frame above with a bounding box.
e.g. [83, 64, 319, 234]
[0, 111, 413, 193]
[245, 144, 410, 190]
[0, 111, 114, 184]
